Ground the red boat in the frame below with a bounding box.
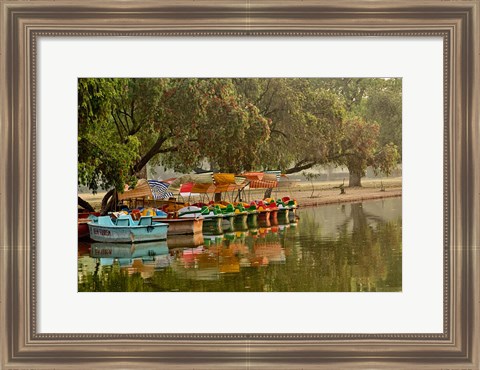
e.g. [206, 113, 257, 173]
[78, 211, 100, 239]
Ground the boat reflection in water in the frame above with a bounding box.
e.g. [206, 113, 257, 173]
[84, 241, 171, 279]
[168, 228, 285, 281]
[78, 198, 402, 292]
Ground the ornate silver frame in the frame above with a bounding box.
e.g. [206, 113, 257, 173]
[1, 1, 478, 368]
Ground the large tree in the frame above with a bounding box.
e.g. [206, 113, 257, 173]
[78, 78, 270, 212]
[78, 78, 402, 211]
[335, 117, 399, 187]
[234, 78, 347, 174]
[318, 78, 402, 186]
[235, 78, 399, 186]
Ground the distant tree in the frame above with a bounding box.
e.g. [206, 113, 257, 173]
[317, 78, 402, 185]
[361, 78, 402, 156]
[335, 117, 400, 187]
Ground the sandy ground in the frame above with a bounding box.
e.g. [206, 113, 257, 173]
[79, 177, 402, 210]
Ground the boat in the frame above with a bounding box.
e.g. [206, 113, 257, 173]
[211, 204, 236, 232]
[263, 199, 279, 225]
[158, 217, 203, 235]
[275, 199, 290, 224]
[255, 200, 271, 227]
[232, 203, 250, 231]
[280, 197, 298, 222]
[151, 209, 203, 235]
[78, 211, 99, 239]
[88, 215, 168, 243]
[178, 205, 224, 235]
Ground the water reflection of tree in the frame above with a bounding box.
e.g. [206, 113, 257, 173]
[293, 202, 402, 292]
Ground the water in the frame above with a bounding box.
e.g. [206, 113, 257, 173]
[78, 198, 402, 292]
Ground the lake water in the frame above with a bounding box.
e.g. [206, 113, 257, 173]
[78, 197, 402, 292]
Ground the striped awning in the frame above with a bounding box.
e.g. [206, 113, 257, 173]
[248, 180, 278, 189]
[147, 180, 174, 200]
[118, 179, 173, 200]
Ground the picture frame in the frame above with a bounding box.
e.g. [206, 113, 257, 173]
[1, 0, 478, 368]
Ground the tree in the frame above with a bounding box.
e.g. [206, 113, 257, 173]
[317, 78, 402, 185]
[161, 79, 270, 174]
[78, 78, 270, 212]
[361, 78, 402, 156]
[234, 79, 346, 174]
[78, 78, 402, 212]
[78, 78, 140, 195]
[335, 117, 399, 187]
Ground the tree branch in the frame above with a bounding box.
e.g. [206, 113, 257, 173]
[132, 136, 168, 175]
[78, 196, 95, 212]
[284, 161, 317, 174]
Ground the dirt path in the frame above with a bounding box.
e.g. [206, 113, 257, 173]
[287, 186, 401, 208]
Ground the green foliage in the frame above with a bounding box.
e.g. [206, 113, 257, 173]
[78, 78, 140, 192]
[78, 77, 402, 197]
[361, 78, 402, 155]
[160, 79, 270, 173]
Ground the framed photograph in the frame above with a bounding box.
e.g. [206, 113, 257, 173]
[1, 0, 478, 368]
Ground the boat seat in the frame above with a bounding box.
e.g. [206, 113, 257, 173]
[116, 218, 130, 226]
[97, 216, 115, 227]
[138, 216, 153, 226]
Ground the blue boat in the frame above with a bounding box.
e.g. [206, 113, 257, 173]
[88, 215, 168, 243]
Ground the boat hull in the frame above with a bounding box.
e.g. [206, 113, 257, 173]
[233, 213, 248, 231]
[247, 213, 258, 228]
[88, 223, 168, 243]
[288, 207, 297, 222]
[152, 217, 203, 235]
[277, 209, 290, 224]
[221, 214, 235, 232]
[203, 217, 223, 235]
[78, 221, 90, 239]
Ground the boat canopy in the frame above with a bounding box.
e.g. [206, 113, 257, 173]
[120, 171, 288, 199]
[118, 179, 173, 201]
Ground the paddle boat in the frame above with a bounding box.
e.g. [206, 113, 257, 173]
[255, 200, 272, 227]
[275, 199, 290, 224]
[150, 208, 203, 235]
[88, 214, 168, 243]
[178, 205, 223, 235]
[281, 196, 298, 222]
[232, 203, 249, 231]
[264, 198, 279, 225]
[212, 203, 237, 232]
[237, 202, 259, 228]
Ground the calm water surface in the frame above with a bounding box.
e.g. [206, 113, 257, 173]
[78, 197, 402, 292]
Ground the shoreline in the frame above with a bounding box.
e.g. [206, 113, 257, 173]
[297, 189, 402, 208]
[79, 178, 402, 211]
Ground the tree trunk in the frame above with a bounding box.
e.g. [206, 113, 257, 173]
[100, 188, 116, 215]
[348, 169, 363, 187]
[78, 196, 95, 212]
